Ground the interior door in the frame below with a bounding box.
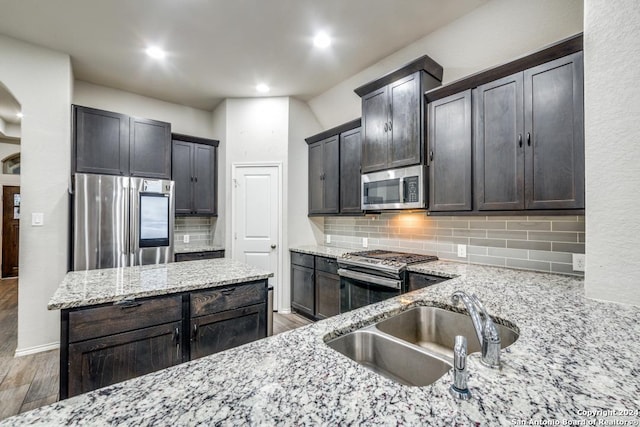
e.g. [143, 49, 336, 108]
[2, 186, 20, 278]
[232, 166, 279, 306]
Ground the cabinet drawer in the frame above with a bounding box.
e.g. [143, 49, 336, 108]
[190, 281, 267, 317]
[291, 252, 314, 268]
[175, 250, 224, 262]
[315, 256, 338, 275]
[68, 295, 182, 343]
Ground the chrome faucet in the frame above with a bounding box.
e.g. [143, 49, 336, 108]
[450, 335, 471, 400]
[451, 291, 501, 368]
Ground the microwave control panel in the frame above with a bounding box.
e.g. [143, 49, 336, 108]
[405, 176, 419, 202]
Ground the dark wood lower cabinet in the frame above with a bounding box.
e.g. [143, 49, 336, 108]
[291, 264, 315, 318]
[175, 250, 225, 262]
[315, 271, 341, 319]
[61, 280, 268, 399]
[190, 303, 266, 360]
[68, 321, 182, 397]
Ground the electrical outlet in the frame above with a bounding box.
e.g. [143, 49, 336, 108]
[362, 237, 368, 248]
[183, 235, 190, 243]
[572, 254, 585, 272]
[457, 244, 467, 258]
[326, 234, 331, 244]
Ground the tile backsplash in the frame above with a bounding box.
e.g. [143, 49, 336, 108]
[174, 217, 216, 245]
[324, 214, 585, 276]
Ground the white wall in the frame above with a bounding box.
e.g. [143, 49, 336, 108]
[211, 100, 227, 247]
[0, 34, 73, 354]
[74, 80, 214, 137]
[584, 0, 640, 306]
[308, 0, 584, 129]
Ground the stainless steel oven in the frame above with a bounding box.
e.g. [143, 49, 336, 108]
[361, 165, 425, 210]
[338, 269, 402, 312]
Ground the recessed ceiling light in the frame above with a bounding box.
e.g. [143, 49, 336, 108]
[313, 32, 331, 48]
[256, 83, 270, 93]
[16, 112, 23, 119]
[145, 46, 166, 59]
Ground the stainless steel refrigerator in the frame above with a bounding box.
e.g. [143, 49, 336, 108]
[73, 173, 175, 271]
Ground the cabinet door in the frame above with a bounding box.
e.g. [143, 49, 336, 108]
[172, 141, 194, 215]
[190, 303, 266, 360]
[129, 117, 172, 179]
[361, 87, 389, 173]
[291, 264, 315, 318]
[193, 144, 217, 215]
[524, 52, 584, 209]
[315, 271, 341, 320]
[308, 141, 324, 214]
[475, 74, 525, 210]
[322, 135, 340, 214]
[388, 72, 421, 169]
[175, 250, 224, 262]
[428, 90, 473, 211]
[68, 321, 182, 397]
[340, 127, 362, 214]
[74, 106, 129, 176]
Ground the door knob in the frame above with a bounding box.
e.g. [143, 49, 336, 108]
[270, 244, 276, 249]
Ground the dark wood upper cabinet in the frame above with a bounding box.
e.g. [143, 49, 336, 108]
[388, 73, 421, 169]
[73, 105, 170, 179]
[524, 52, 584, 209]
[171, 134, 219, 216]
[361, 87, 389, 173]
[361, 71, 436, 173]
[474, 52, 584, 211]
[308, 135, 339, 215]
[129, 117, 172, 179]
[74, 106, 129, 176]
[428, 90, 473, 211]
[475, 73, 525, 210]
[339, 127, 363, 214]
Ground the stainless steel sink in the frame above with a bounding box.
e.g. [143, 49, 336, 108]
[375, 306, 519, 359]
[325, 305, 519, 387]
[326, 330, 452, 387]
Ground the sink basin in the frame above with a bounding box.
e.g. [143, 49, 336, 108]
[326, 330, 452, 387]
[375, 306, 519, 359]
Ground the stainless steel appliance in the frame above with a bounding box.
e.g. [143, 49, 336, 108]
[73, 173, 175, 271]
[337, 250, 440, 312]
[361, 165, 425, 210]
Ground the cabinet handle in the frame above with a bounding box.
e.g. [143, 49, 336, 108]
[114, 300, 141, 309]
[388, 121, 392, 131]
[221, 287, 236, 295]
[192, 323, 199, 341]
[518, 134, 523, 148]
[384, 123, 388, 132]
[429, 151, 434, 162]
[174, 327, 180, 359]
[194, 177, 198, 183]
[527, 132, 531, 146]
[190, 177, 194, 182]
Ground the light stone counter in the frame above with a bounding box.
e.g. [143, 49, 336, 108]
[7, 260, 639, 426]
[48, 259, 273, 310]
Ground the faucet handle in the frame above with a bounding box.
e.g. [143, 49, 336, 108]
[450, 335, 471, 400]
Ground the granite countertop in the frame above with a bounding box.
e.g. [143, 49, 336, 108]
[9, 261, 640, 425]
[48, 259, 273, 310]
[174, 245, 225, 254]
[290, 244, 352, 258]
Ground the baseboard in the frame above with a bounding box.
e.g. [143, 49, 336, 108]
[14, 342, 60, 357]
[277, 308, 292, 314]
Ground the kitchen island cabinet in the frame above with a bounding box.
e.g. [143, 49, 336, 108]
[290, 251, 341, 320]
[50, 259, 272, 399]
[11, 259, 637, 426]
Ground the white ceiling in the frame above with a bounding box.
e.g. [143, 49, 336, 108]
[0, 0, 487, 111]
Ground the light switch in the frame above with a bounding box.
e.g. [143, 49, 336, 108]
[32, 212, 44, 226]
[183, 235, 190, 243]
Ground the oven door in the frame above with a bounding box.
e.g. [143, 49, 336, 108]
[338, 269, 402, 312]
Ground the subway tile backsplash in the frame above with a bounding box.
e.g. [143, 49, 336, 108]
[174, 217, 216, 245]
[323, 214, 585, 276]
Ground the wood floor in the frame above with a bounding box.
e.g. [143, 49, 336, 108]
[0, 278, 59, 421]
[0, 280, 311, 421]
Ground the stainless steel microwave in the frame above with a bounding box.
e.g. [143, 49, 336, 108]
[361, 165, 425, 210]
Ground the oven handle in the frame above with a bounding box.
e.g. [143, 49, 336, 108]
[337, 269, 402, 290]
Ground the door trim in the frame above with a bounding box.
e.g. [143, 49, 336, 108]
[230, 162, 283, 311]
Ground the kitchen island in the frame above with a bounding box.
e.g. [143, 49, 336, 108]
[4, 257, 639, 425]
[47, 258, 273, 399]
